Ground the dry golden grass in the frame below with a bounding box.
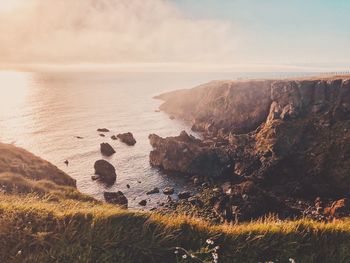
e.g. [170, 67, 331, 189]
[0, 194, 349, 263]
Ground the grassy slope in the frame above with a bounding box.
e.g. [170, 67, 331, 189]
[0, 143, 350, 262]
[1, 194, 350, 263]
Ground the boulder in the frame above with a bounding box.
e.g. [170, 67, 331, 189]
[104, 191, 128, 208]
[139, 200, 147, 206]
[149, 131, 232, 177]
[163, 187, 174, 195]
[100, 143, 116, 157]
[178, 191, 191, 199]
[117, 132, 136, 146]
[97, 128, 110, 132]
[94, 160, 116, 185]
[146, 187, 160, 195]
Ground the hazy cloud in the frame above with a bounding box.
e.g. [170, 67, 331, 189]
[0, 0, 236, 64]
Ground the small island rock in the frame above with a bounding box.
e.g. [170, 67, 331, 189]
[100, 143, 116, 157]
[94, 160, 116, 184]
[104, 191, 128, 208]
[117, 132, 136, 146]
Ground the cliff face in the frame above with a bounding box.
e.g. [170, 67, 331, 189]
[156, 76, 350, 198]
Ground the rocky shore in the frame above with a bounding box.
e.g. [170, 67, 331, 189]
[151, 76, 350, 223]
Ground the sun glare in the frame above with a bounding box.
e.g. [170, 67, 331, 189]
[0, 71, 30, 115]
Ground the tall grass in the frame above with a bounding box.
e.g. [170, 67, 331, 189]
[0, 194, 349, 263]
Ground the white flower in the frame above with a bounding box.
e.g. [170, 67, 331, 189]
[17, 250, 22, 256]
[289, 258, 296, 263]
[206, 239, 214, 245]
[214, 246, 220, 251]
[174, 250, 179, 254]
[182, 254, 187, 259]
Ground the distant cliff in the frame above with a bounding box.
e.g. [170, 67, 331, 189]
[156, 76, 350, 198]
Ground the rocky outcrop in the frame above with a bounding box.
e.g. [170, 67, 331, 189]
[94, 160, 116, 185]
[149, 131, 232, 177]
[117, 133, 136, 146]
[104, 191, 128, 208]
[156, 76, 350, 199]
[100, 143, 116, 157]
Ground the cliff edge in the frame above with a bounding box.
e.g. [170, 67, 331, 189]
[155, 76, 350, 199]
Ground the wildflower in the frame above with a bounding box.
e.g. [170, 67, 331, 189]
[206, 239, 214, 245]
[182, 254, 187, 259]
[289, 258, 296, 263]
[174, 250, 179, 254]
[17, 250, 22, 256]
[214, 246, 220, 251]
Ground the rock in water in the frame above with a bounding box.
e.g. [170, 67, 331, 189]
[94, 160, 116, 185]
[97, 128, 110, 132]
[149, 131, 232, 177]
[146, 187, 160, 195]
[111, 135, 118, 140]
[139, 200, 147, 206]
[117, 132, 137, 146]
[104, 191, 128, 208]
[100, 143, 116, 157]
[163, 187, 174, 195]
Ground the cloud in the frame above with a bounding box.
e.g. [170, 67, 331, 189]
[0, 0, 236, 64]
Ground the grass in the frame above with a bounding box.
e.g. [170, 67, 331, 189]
[1, 142, 350, 262]
[0, 194, 350, 263]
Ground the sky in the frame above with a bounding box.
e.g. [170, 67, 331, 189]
[0, 0, 349, 71]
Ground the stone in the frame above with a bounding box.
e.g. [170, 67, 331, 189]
[117, 132, 136, 146]
[91, 175, 99, 181]
[97, 128, 110, 132]
[149, 131, 232, 177]
[94, 160, 116, 185]
[146, 187, 160, 195]
[178, 191, 191, 199]
[111, 135, 118, 140]
[104, 191, 128, 208]
[163, 187, 174, 195]
[139, 200, 147, 206]
[100, 143, 116, 157]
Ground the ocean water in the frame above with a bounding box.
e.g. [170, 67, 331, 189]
[0, 70, 314, 209]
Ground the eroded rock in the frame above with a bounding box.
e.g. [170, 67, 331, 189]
[117, 132, 136, 146]
[100, 143, 116, 157]
[104, 191, 128, 208]
[149, 131, 232, 177]
[94, 160, 116, 185]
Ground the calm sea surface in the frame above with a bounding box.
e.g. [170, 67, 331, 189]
[0, 70, 314, 208]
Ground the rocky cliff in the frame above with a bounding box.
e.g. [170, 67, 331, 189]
[154, 76, 350, 199]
